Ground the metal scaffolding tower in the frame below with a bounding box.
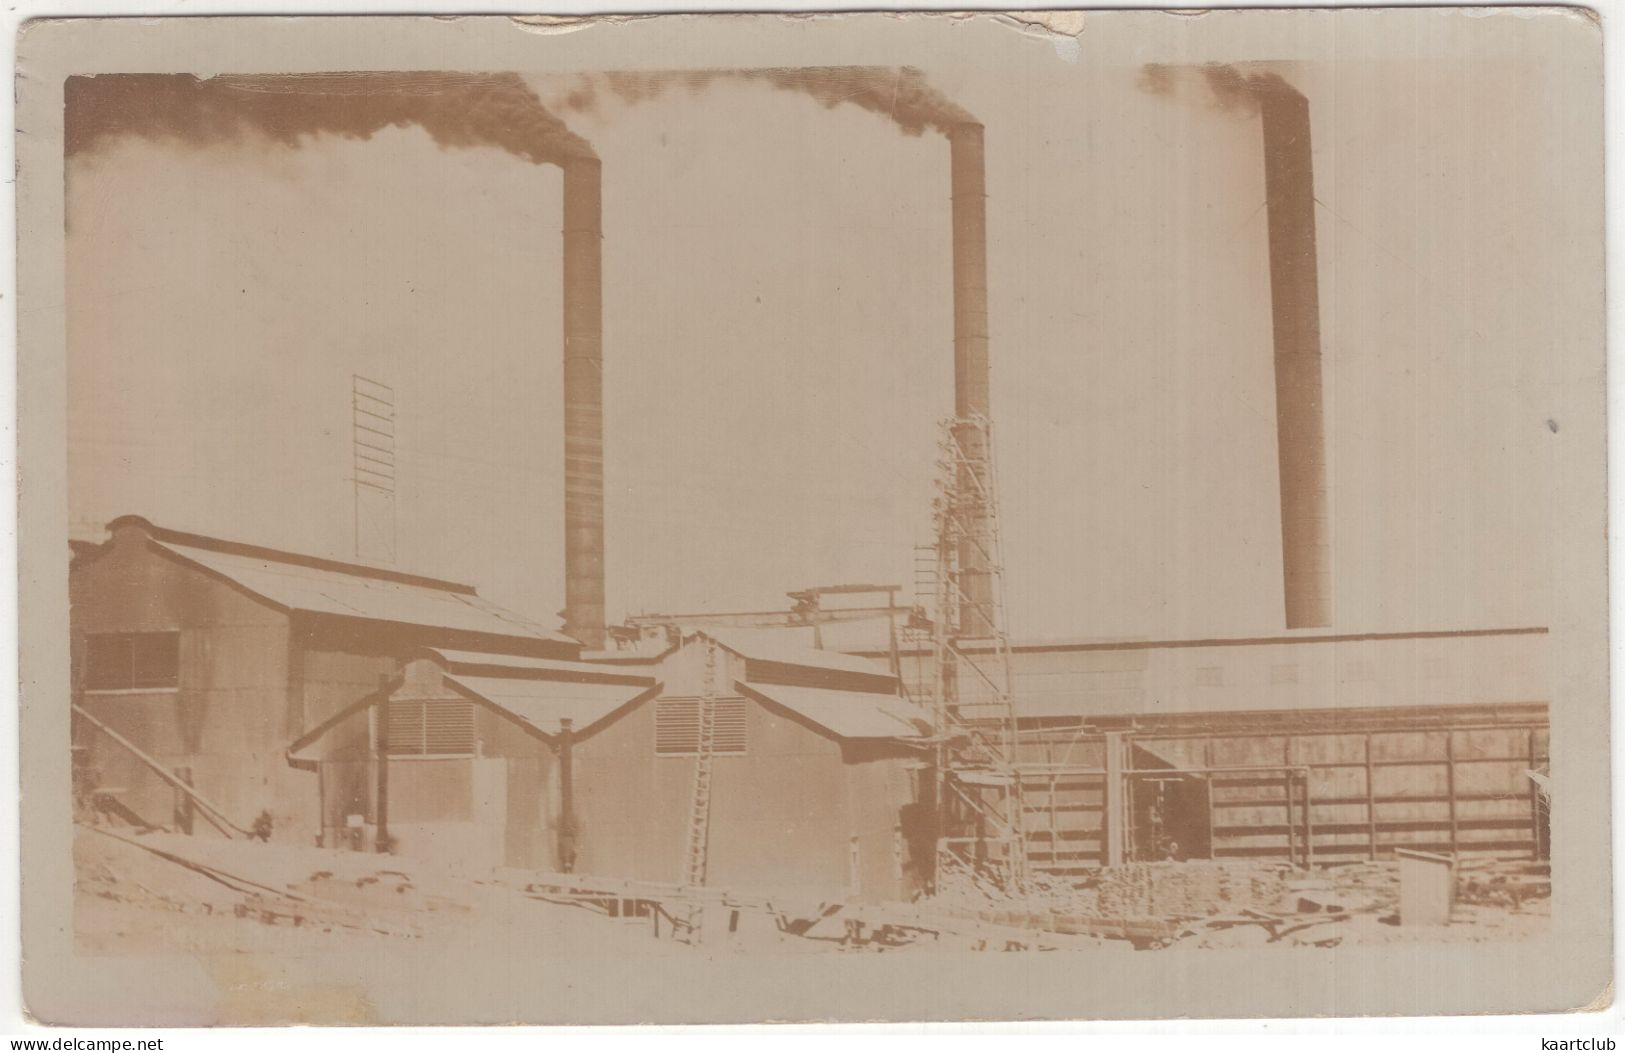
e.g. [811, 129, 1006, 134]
[924, 414, 1029, 891]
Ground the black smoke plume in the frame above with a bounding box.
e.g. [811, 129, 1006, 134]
[1137, 62, 1304, 113]
[66, 72, 596, 164]
[550, 66, 977, 136]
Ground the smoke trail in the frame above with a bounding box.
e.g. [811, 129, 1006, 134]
[65, 71, 596, 164]
[1137, 62, 1303, 113]
[550, 66, 977, 136]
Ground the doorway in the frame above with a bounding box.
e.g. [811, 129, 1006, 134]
[1128, 771, 1213, 862]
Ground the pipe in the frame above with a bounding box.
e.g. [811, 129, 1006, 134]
[71, 702, 249, 837]
[558, 717, 577, 873]
[1258, 80, 1332, 629]
[375, 674, 392, 853]
[949, 122, 995, 638]
[562, 158, 607, 649]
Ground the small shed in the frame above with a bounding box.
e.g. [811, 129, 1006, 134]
[292, 631, 934, 902]
[288, 648, 660, 868]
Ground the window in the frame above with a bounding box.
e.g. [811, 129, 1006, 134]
[655, 697, 747, 755]
[1270, 663, 1299, 685]
[387, 698, 476, 757]
[84, 632, 179, 691]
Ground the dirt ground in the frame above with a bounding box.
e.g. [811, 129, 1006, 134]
[927, 854, 1549, 950]
[73, 826, 753, 960]
[74, 825, 1549, 958]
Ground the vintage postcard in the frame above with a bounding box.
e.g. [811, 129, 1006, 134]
[15, 9, 1610, 1024]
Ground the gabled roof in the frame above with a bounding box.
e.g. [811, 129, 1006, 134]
[424, 648, 660, 737]
[736, 680, 931, 741]
[446, 674, 660, 738]
[287, 648, 661, 758]
[100, 516, 576, 648]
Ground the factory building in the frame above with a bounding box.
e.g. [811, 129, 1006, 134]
[879, 625, 1551, 871]
[69, 524, 932, 900]
[68, 515, 581, 843]
[69, 512, 1550, 889]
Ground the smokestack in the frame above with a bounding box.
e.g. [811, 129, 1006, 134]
[1257, 79, 1331, 629]
[562, 158, 606, 649]
[949, 123, 995, 638]
[65, 73, 609, 645]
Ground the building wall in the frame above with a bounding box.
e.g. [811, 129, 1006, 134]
[572, 643, 920, 901]
[840, 740, 926, 900]
[302, 645, 923, 897]
[887, 629, 1553, 870]
[1010, 706, 1549, 871]
[481, 706, 556, 871]
[70, 526, 311, 839]
[384, 756, 510, 871]
[312, 673, 558, 869]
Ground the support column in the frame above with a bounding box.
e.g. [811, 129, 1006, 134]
[1103, 731, 1126, 866]
[374, 688, 391, 854]
[558, 717, 577, 873]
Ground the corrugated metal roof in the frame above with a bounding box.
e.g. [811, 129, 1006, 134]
[156, 540, 575, 645]
[900, 631, 1551, 720]
[737, 680, 930, 740]
[704, 628, 894, 679]
[446, 674, 656, 737]
[424, 648, 656, 685]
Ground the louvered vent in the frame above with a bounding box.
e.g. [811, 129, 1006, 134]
[388, 698, 475, 756]
[655, 697, 746, 755]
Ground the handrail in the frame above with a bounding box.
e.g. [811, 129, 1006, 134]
[72, 703, 250, 838]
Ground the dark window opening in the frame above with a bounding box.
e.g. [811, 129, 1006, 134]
[84, 632, 179, 691]
[387, 698, 476, 757]
[655, 697, 747, 755]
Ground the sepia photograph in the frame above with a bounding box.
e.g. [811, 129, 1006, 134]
[13, 8, 1611, 1026]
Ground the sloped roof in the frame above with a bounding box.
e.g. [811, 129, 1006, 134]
[703, 628, 894, 679]
[736, 680, 930, 740]
[447, 674, 658, 737]
[424, 648, 657, 686]
[153, 538, 575, 646]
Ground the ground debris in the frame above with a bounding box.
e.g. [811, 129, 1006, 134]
[1456, 859, 1551, 911]
[1094, 860, 1292, 918]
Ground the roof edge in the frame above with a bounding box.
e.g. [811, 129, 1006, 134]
[112, 515, 478, 595]
[858, 625, 1553, 659]
[419, 647, 658, 687]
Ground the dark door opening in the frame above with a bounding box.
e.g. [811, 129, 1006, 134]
[1128, 773, 1213, 862]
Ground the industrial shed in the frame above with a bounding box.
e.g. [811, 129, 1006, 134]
[68, 515, 581, 844]
[884, 627, 1551, 872]
[291, 630, 933, 902]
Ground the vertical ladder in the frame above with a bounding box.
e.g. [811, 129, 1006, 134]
[684, 638, 719, 887]
[898, 543, 940, 705]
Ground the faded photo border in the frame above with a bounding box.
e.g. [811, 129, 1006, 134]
[15, 10, 1610, 1025]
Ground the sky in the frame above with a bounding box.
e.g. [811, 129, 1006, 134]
[63, 45, 1577, 642]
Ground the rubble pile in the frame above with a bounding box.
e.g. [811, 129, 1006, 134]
[930, 856, 1101, 916]
[1456, 860, 1552, 911]
[1094, 861, 1292, 918]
